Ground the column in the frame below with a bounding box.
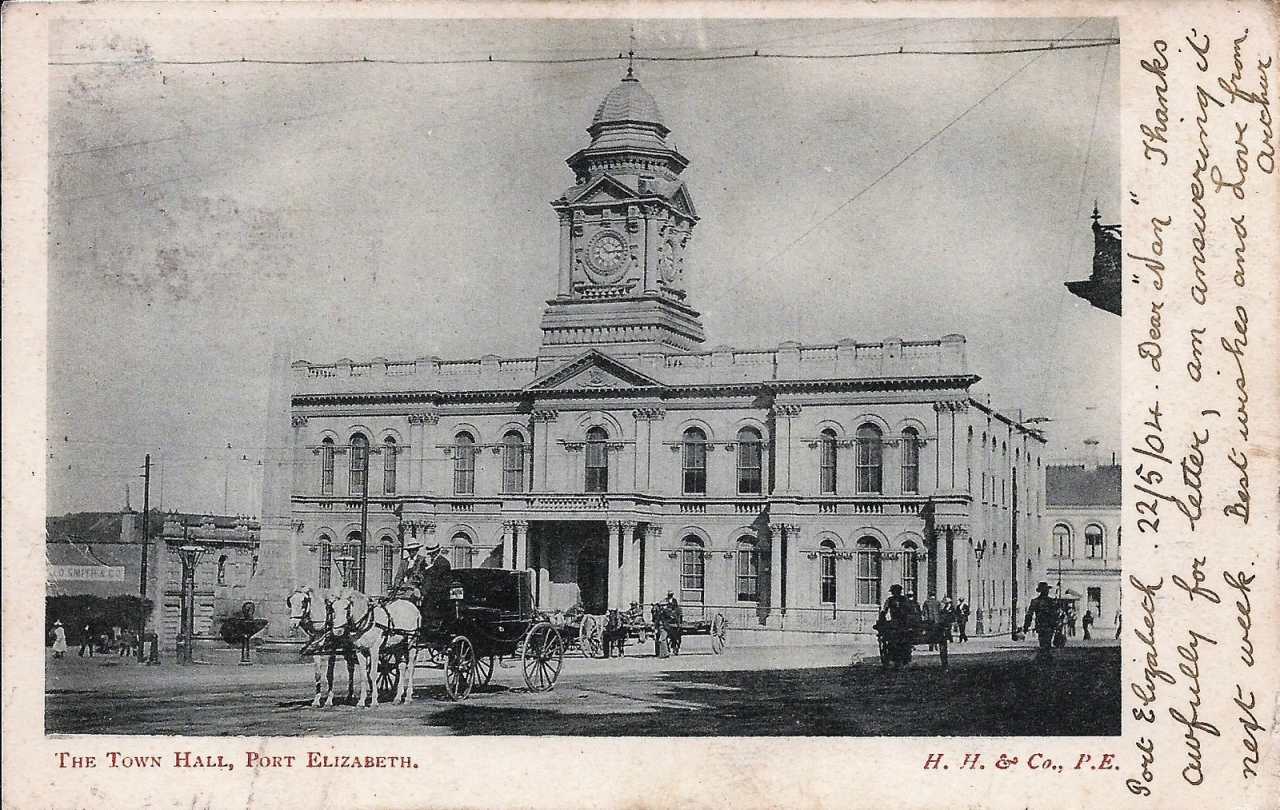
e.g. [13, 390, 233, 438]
[501, 521, 515, 569]
[514, 521, 529, 570]
[606, 520, 622, 609]
[768, 523, 783, 617]
[643, 209, 662, 293]
[785, 523, 803, 615]
[557, 211, 572, 298]
[622, 522, 639, 607]
[640, 525, 661, 605]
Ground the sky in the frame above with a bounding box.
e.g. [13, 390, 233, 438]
[46, 16, 1121, 517]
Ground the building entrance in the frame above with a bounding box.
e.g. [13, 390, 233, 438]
[576, 537, 608, 614]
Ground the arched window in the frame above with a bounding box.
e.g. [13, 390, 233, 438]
[1085, 525, 1104, 558]
[380, 537, 396, 594]
[736, 427, 763, 495]
[344, 531, 364, 588]
[382, 437, 397, 494]
[681, 536, 705, 603]
[819, 429, 838, 494]
[451, 532, 474, 569]
[901, 427, 920, 494]
[855, 424, 883, 493]
[502, 431, 526, 493]
[682, 428, 707, 494]
[320, 437, 335, 495]
[453, 432, 475, 494]
[855, 537, 882, 605]
[318, 534, 333, 589]
[735, 538, 759, 602]
[819, 539, 837, 604]
[349, 433, 369, 495]
[585, 426, 609, 493]
[901, 541, 919, 597]
[217, 554, 228, 586]
[1053, 524, 1071, 557]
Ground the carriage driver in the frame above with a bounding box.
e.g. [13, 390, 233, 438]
[391, 537, 434, 601]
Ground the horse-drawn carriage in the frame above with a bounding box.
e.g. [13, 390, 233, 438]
[376, 568, 565, 701]
[872, 616, 949, 670]
[651, 607, 730, 656]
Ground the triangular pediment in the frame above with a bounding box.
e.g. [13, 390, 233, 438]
[565, 174, 640, 206]
[526, 350, 665, 392]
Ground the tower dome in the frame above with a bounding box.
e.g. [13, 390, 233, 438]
[591, 74, 665, 130]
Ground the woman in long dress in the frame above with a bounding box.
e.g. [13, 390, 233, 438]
[51, 620, 68, 658]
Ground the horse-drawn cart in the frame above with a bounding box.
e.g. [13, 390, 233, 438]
[377, 569, 565, 701]
[872, 617, 949, 670]
[651, 606, 729, 656]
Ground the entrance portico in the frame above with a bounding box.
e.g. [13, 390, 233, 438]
[522, 519, 653, 612]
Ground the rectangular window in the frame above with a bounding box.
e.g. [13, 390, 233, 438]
[502, 440, 525, 494]
[820, 553, 836, 604]
[585, 445, 608, 493]
[736, 546, 759, 601]
[350, 445, 367, 495]
[321, 446, 334, 495]
[383, 445, 397, 494]
[454, 448, 475, 494]
[819, 440, 837, 494]
[683, 441, 707, 494]
[381, 545, 394, 593]
[855, 550, 881, 605]
[451, 544, 474, 569]
[856, 438, 882, 493]
[737, 440, 762, 495]
[681, 547, 705, 603]
[319, 544, 332, 589]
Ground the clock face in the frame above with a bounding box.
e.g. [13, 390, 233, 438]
[587, 230, 627, 276]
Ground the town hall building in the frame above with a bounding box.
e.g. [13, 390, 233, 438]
[252, 69, 1046, 642]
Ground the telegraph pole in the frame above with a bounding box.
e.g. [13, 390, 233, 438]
[137, 454, 151, 662]
[358, 448, 369, 592]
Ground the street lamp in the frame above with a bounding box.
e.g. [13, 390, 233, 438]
[973, 538, 987, 636]
[177, 544, 206, 665]
[334, 555, 356, 590]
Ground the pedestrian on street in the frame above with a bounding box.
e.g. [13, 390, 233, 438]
[78, 623, 95, 657]
[663, 591, 683, 656]
[1114, 607, 1122, 639]
[1082, 609, 1094, 640]
[1066, 605, 1077, 638]
[955, 598, 971, 642]
[941, 596, 956, 642]
[1022, 582, 1060, 663]
[51, 620, 67, 659]
[921, 593, 941, 650]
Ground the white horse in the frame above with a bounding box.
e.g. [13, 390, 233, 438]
[285, 586, 357, 708]
[329, 589, 422, 707]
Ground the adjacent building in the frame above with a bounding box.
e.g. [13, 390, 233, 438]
[252, 70, 1046, 641]
[1040, 462, 1122, 633]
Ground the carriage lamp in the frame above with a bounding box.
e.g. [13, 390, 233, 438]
[449, 586, 465, 601]
[177, 545, 207, 665]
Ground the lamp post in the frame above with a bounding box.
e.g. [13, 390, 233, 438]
[334, 555, 356, 590]
[973, 538, 987, 636]
[177, 544, 206, 665]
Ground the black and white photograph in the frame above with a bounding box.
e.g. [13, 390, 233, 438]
[43, 15, 1125, 738]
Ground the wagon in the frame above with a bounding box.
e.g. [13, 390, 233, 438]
[873, 618, 949, 670]
[376, 569, 565, 701]
[651, 605, 729, 656]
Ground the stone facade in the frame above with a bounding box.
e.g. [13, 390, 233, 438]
[152, 513, 260, 648]
[252, 72, 1046, 641]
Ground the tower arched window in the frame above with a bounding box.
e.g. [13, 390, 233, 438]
[453, 432, 475, 494]
[349, 433, 369, 495]
[855, 537, 882, 605]
[681, 536, 705, 603]
[318, 534, 333, 589]
[819, 429, 838, 494]
[901, 427, 920, 494]
[382, 437, 397, 495]
[1085, 524, 1104, 558]
[855, 424, 883, 493]
[344, 530, 364, 588]
[819, 540, 837, 604]
[451, 532, 475, 569]
[320, 438, 335, 495]
[735, 538, 759, 602]
[736, 427, 763, 495]
[502, 431, 526, 493]
[585, 426, 609, 493]
[682, 428, 707, 494]
[901, 541, 919, 597]
[1053, 524, 1071, 558]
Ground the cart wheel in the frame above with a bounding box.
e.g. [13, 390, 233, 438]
[578, 615, 601, 658]
[710, 614, 728, 655]
[521, 622, 564, 692]
[475, 655, 495, 686]
[939, 636, 949, 670]
[444, 636, 476, 701]
[376, 649, 402, 702]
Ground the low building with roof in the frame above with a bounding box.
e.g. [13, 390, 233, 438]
[1040, 462, 1121, 634]
[252, 69, 1047, 642]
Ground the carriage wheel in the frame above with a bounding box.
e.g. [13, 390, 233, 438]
[475, 655, 495, 686]
[376, 649, 402, 702]
[521, 622, 564, 693]
[443, 636, 477, 701]
[710, 614, 728, 655]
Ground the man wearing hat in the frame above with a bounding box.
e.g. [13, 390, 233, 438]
[392, 537, 436, 601]
[1023, 582, 1061, 663]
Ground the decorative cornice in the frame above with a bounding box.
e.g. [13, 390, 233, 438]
[775, 404, 802, 418]
[632, 407, 666, 421]
[532, 409, 560, 423]
[934, 400, 969, 413]
[291, 415, 309, 428]
[408, 411, 440, 425]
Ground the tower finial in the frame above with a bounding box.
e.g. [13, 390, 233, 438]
[1091, 200, 1100, 222]
[626, 24, 636, 79]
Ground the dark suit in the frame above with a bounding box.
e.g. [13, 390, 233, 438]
[418, 555, 454, 619]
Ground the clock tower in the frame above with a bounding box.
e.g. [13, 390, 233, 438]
[539, 69, 706, 357]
